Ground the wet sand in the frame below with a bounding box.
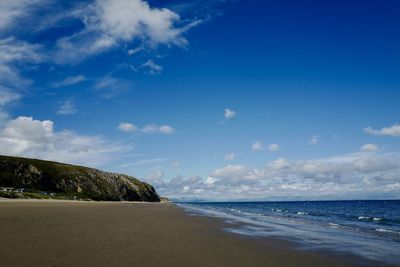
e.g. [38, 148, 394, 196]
[0, 200, 385, 266]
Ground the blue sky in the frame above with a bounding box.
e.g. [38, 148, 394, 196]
[0, 0, 399, 200]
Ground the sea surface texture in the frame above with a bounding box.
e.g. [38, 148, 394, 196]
[179, 200, 400, 264]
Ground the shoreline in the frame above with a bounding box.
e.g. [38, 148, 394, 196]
[0, 200, 394, 266]
[175, 204, 395, 267]
[0, 197, 165, 204]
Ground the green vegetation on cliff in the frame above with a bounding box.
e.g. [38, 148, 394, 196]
[0, 155, 160, 202]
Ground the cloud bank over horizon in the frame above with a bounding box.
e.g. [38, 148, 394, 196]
[145, 150, 400, 201]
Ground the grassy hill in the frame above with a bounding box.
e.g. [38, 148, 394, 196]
[0, 155, 160, 202]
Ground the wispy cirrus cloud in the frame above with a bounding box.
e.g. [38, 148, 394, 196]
[0, 0, 48, 32]
[308, 135, 319, 145]
[121, 158, 169, 167]
[0, 90, 20, 107]
[52, 75, 87, 88]
[127, 46, 144, 55]
[57, 100, 77, 115]
[140, 59, 163, 74]
[93, 76, 133, 98]
[0, 37, 45, 120]
[0, 37, 44, 63]
[0, 37, 45, 94]
[224, 152, 236, 160]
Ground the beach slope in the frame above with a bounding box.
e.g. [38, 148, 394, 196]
[0, 200, 372, 267]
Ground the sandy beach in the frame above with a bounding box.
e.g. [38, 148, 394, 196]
[0, 200, 387, 267]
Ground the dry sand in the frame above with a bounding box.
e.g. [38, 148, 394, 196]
[0, 200, 383, 267]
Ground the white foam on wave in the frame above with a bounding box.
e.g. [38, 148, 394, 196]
[373, 217, 383, 221]
[271, 209, 287, 212]
[228, 208, 241, 213]
[358, 216, 370, 220]
[328, 223, 340, 228]
[297, 211, 308, 215]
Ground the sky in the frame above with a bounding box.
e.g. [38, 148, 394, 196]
[0, 0, 400, 201]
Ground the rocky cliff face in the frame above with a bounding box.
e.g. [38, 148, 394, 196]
[0, 155, 160, 202]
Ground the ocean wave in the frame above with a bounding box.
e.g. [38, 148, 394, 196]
[178, 201, 400, 265]
[178, 202, 400, 265]
[328, 223, 340, 228]
[271, 208, 282, 212]
[228, 208, 241, 213]
[297, 211, 308, 215]
[358, 216, 385, 222]
[375, 228, 400, 235]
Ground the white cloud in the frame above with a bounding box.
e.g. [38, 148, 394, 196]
[0, 37, 45, 122]
[224, 108, 236, 119]
[93, 76, 132, 98]
[0, 38, 44, 94]
[360, 144, 379, 152]
[118, 122, 138, 132]
[52, 75, 87, 88]
[141, 59, 163, 74]
[252, 142, 280, 152]
[118, 122, 175, 135]
[0, 0, 45, 31]
[141, 124, 175, 135]
[125, 158, 168, 167]
[268, 143, 280, 152]
[308, 135, 319, 145]
[128, 46, 143, 55]
[0, 37, 44, 63]
[211, 164, 256, 180]
[150, 151, 400, 200]
[224, 152, 236, 161]
[0, 90, 20, 106]
[0, 116, 131, 166]
[252, 141, 264, 151]
[0, 64, 31, 93]
[146, 170, 164, 185]
[96, 0, 185, 44]
[159, 125, 175, 134]
[55, 0, 196, 63]
[364, 124, 400, 137]
[57, 100, 77, 115]
[267, 158, 289, 170]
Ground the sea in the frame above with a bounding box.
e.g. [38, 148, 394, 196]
[178, 200, 400, 265]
